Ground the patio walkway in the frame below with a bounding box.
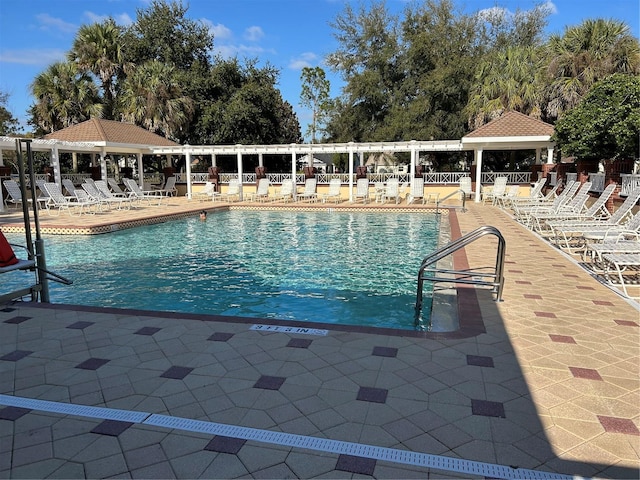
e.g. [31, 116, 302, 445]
[0, 199, 638, 479]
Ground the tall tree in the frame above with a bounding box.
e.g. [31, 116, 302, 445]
[68, 19, 126, 119]
[544, 19, 640, 121]
[326, 1, 402, 142]
[300, 67, 331, 143]
[196, 59, 301, 145]
[0, 91, 20, 135]
[30, 61, 102, 133]
[553, 73, 640, 161]
[123, 0, 212, 70]
[465, 45, 545, 129]
[118, 60, 194, 141]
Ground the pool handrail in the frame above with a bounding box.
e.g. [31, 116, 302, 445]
[415, 226, 505, 327]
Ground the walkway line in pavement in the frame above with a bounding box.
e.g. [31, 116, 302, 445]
[0, 394, 579, 480]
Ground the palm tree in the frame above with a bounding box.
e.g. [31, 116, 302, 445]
[68, 19, 126, 118]
[118, 60, 194, 141]
[544, 19, 640, 120]
[465, 45, 544, 129]
[30, 62, 102, 133]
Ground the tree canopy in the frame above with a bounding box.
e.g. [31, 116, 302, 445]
[553, 74, 640, 160]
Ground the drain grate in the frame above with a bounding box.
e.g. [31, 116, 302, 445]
[0, 394, 576, 480]
[143, 414, 573, 480]
[0, 394, 149, 423]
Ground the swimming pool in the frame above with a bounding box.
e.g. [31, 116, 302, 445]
[3, 210, 441, 330]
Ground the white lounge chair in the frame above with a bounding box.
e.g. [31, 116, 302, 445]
[2, 179, 39, 210]
[152, 176, 177, 197]
[600, 252, 640, 299]
[193, 182, 219, 202]
[95, 180, 134, 209]
[107, 178, 130, 197]
[407, 177, 425, 204]
[297, 178, 318, 202]
[459, 177, 473, 199]
[43, 182, 94, 216]
[320, 178, 342, 203]
[381, 178, 400, 204]
[219, 178, 241, 202]
[123, 178, 165, 206]
[528, 181, 593, 232]
[248, 178, 270, 202]
[62, 179, 78, 198]
[353, 178, 369, 204]
[482, 177, 508, 205]
[271, 180, 294, 203]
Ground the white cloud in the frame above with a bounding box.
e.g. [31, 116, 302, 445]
[35, 14, 77, 34]
[244, 26, 264, 42]
[0, 48, 67, 65]
[83, 11, 133, 26]
[202, 19, 233, 41]
[477, 6, 510, 22]
[288, 52, 318, 70]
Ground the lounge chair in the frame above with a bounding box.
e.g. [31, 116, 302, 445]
[84, 181, 130, 210]
[482, 177, 508, 205]
[495, 185, 520, 209]
[513, 180, 579, 225]
[511, 182, 561, 209]
[248, 178, 270, 202]
[320, 178, 342, 203]
[374, 182, 385, 203]
[271, 180, 294, 203]
[193, 182, 220, 202]
[107, 178, 130, 197]
[95, 180, 134, 209]
[534, 183, 616, 236]
[43, 182, 93, 216]
[459, 177, 473, 199]
[527, 181, 593, 232]
[548, 189, 640, 252]
[219, 178, 241, 202]
[381, 178, 400, 204]
[151, 176, 177, 197]
[600, 252, 640, 299]
[123, 178, 165, 206]
[2, 179, 38, 210]
[407, 177, 425, 204]
[296, 178, 318, 202]
[62, 179, 78, 198]
[353, 178, 370, 204]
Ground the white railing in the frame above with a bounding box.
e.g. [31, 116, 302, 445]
[180, 171, 533, 186]
[620, 174, 640, 196]
[60, 173, 91, 185]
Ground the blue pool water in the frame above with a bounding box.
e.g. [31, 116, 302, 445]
[3, 211, 440, 330]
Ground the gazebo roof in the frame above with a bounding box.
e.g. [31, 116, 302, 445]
[461, 111, 554, 150]
[44, 118, 179, 147]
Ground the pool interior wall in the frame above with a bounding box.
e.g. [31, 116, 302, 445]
[3, 210, 446, 331]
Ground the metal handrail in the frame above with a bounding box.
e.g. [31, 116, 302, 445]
[436, 188, 466, 213]
[415, 226, 505, 327]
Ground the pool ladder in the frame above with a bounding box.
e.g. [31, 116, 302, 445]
[415, 226, 505, 327]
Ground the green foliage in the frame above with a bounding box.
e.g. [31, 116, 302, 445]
[300, 67, 331, 142]
[0, 92, 20, 135]
[553, 74, 640, 160]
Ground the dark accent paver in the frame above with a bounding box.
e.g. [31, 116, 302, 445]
[160, 366, 194, 380]
[372, 346, 398, 357]
[357, 387, 388, 404]
[76, 358, 110, 370]
[1, 350, 33, 361]
[466, 355, 494, 367]
[254, 375, 286, 390]
[204, 436, 246, 454]
[91, 420, 134, 436]
[336, 454, 376, 475]
[471, 399, 506, 418]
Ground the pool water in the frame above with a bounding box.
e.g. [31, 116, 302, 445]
[3, 211, 440, 330]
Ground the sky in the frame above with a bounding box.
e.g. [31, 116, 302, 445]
[0, 0, 638, 139]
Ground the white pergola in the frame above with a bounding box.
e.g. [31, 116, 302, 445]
[0, 118, 555, 205]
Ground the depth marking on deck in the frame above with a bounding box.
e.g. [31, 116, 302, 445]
[0, 394, 577, 480]
[250, 324, 328, 336]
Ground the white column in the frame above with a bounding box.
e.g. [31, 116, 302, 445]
[185, 146, 192, 198]
[291, 145, 297, 201]
[546, 147, 554, 164]
[99, 149, 108, 182]
[258, 153, 263, 168]
[410, 142, 417, 189]
[50, 145, 61, 186]
[0, 149, 4, 166]
[474, 148, 483, 203]
[236, 147, 243, 201]
[136, 153, 144, 187]
[348, 144, 355, 202]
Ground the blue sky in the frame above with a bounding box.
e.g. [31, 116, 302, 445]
[0, 0, 638, 138]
